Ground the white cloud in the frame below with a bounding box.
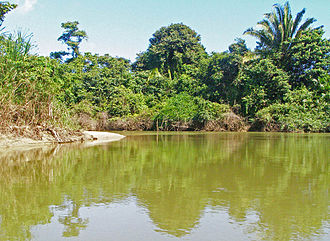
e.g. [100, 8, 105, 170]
[17, 0, 38, 13]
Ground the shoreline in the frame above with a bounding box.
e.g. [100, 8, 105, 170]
[0, 130, 126, 150]
[1, 129, 328, 150]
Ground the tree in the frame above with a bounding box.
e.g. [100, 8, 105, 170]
[228, 38, 249, 55]
[282, 28, 330, 91]
[133, 23, 207, 79]
[199, 39, 249, 104]
[200, 52, 240, 104]
[0, 1, 17, 27]
[51, 21, 87, 61]
[60, 53, 132, 112]
[244, 2, 316, 52]
[238, 59, 291, 116]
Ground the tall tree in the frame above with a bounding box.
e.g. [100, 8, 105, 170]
[228, 38, 249, 55]
[283, 28, 330, 91]
[199, 39, 249, 104]
[133, 23, 206, 79]
[244, 2, 316, 52]
[0, 1, 17, 27]
[238, 59, 291, 116]
[51, 21, 87, 61]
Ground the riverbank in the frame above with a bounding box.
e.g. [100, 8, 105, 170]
[83, 131, 125, 146]
[0, 127, 125, 149]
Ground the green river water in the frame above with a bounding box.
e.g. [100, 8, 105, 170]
[0, 132, 329, 240]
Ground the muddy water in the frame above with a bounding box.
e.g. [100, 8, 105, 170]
[0, 132, 329, 240]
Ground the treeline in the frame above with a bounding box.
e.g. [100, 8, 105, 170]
[0, 1, 329, 133]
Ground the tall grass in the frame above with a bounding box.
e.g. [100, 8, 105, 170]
[0, 31, 33, 60]
[0, 31, 73, 133]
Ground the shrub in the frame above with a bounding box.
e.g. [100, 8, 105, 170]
[0, 35, 69, 128]
[238, 59, 291, 116]
[255, 88, 329, 132]
[107, 86, 148, 117]
[107, 110, 154, 131]
[154, 93, 232, 130]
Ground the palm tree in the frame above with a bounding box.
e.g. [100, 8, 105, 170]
[244, 2, 316, 51]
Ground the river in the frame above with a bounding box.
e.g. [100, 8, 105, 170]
[0, 132, 329, 240]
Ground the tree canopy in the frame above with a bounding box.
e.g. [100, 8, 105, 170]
[244, 1, 316, 52]
[51, 21, 87, 61]
[283, 28, 330, 91]
[134, 23, 207, 79]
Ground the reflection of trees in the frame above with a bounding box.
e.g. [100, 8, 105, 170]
[206, 134, 329, 240]
[58, 201, 88, 237]
[130, 134, 245, 236]
[0, 133, 328, 240]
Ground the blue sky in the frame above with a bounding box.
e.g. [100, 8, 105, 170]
[5, 0, 330, 61]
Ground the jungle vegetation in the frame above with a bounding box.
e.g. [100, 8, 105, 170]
[0, 1, 329, 133]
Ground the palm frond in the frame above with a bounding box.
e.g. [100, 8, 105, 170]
[295, 17, 316, 38]
[257, 19, 275, 36]
[273, 4, 284, 23]
[244, 28, 272, 47]
[257, 30, 273, 48]
[243, 27, 255, 36]
[247, 1, 317, 51]
[291, 8, 306, 38]
[283, 2, 293, 41]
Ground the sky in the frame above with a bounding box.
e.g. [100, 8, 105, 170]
[4, 0, 330, 61]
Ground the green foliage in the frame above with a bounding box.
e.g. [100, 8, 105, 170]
[228, 38, 249, 55]
[256, 87, 329, 132]
[58, 53, 150, 118]
[155, 93, 230, 127]
[0, 1, 17, 27]
[192, 97, 230, 123]
[0, 31, 33, 61]
[200, 50, 243, 104]
[51, 21, 87, 61]
[60, 53, 131, 109]
[244, 1, 316, 52]
[238, 59, 291, 116]
[71, 99, 95, 116]
[155, 93, 199, 122]
[133, 23, 207, 78]
[282, 28, 330, 91]
[1, 3, 329, 133]
[107, 86, 147, 117]
[130, 70, 175, 101]
[0, 37, 69, 127]
[174, 73, 205, 96]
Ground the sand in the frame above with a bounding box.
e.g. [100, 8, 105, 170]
[82, 131, 125, 146]
[0, 131, 125, 150]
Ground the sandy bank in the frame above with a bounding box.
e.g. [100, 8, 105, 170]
[0, 130, 125, 149]
[82, 131, 125, 146]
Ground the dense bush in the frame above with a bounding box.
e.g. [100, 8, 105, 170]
[154, 93, 231, 130]
[282, 29, 330, 91]
[255, 88, 330, 132]
[238, 59, 291, 116]
[0, 33, 73, 129]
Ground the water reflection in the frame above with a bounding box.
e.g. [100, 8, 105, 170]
[0, 133, 329, 240]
